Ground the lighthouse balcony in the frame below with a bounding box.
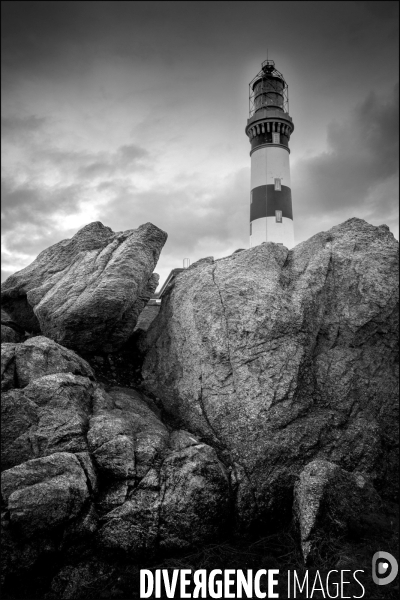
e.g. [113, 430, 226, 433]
[246, 107, 293, 128]
[246, 107, 294, 151]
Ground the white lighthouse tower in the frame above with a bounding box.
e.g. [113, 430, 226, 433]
[246, 60, 294, 248]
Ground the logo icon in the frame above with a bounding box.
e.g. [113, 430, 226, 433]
[372, 552, 398, 585]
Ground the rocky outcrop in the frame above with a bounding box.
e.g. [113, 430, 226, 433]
[97, 436, 229, 554]
[89, 387, 230, 554]
[1, 308, 25, 343]
[1, 452, 92, 536]
[1, 221, 167, 353]
[1, 372, 98, 470]
[1, 338, 230, 595]
[88, 387, 168, 480]
[1, 336, 94, 392]
[140, 218, 399, 525]
[294, 459, 383, 562]
[1, 217, 398, 599]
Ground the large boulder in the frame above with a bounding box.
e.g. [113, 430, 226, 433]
[158, 442, 230, 550]
[1, 221, 167, 352]
[293, 459, 383, 562]
[2, 372, 231, 572]
[1, 337, 98, 470]
[97, 437, 230, 555]
[1, 452, 92, 536]
[1, 373, 98, 470]
[140, 218, 399, 525]
[87, 387, 169, 481]
[88, 386, 230, 555]
[1, 336, 94, 392]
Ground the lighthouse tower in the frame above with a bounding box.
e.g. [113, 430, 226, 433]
[246, 60, 294, 248]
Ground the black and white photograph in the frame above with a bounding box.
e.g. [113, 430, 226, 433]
[1, 1, 399, 598]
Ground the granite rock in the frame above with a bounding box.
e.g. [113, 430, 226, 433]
[1, 221, 167, 352]
[87, 387, 169, 480]
[1, 452, 91, 536]
[91, 388, 230, 554]
[97, 441, 230, 554]
[1, 336, 94, 392]
[1, 373, 98, 471]
[140, 218, 399, 525]
[294, 459, 383, 562]
[1, 325, 24, 344]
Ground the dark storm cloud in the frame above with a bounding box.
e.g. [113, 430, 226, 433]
[2, 140, 149, 252]
[2, 115, 149, 178]
[292, 83, 399, 219]
[1, 165, 250, 286]
[29, 144, 149, 180]
[1, 1, 398, 286]
[100, 167, 250, 254]
[1, 115, 46, 137]
[78, 145, 149, 179]
[1, 0, 232, 78]
[359, 0, 399, 19]
[4, 1, 397, 87]
[1, 178, 83, 237]
[1, 178, 84, 282]
[2, 1, 95, 73]
[2, 219, 77, 259]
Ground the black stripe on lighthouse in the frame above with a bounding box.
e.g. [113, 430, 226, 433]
[250, 184, 293, 221]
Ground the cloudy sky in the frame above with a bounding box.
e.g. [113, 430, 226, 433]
[2, 1, 399, 288]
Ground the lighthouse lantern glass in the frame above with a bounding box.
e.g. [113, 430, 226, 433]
[249, 64, 289, 117]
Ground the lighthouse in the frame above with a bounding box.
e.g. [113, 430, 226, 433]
[245, 60, 294, 248]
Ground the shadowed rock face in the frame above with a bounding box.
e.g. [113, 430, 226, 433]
[140, 218, 399, 525]
[1, 337, 230, 566]
[1, 221, 167, 353]
[1, 308, 25, 343]
[88, 386, 230, 554]
[1, 372, 98, 471]
[1, 452, 92, 536]
[1, 326, 23, 344]
[293, 459, 383, 562]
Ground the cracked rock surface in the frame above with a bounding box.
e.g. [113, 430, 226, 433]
[1, 336, 230, 593]
[140, 218, 399, 525]
[1, 221, 167, 353]
[1, 218, 398, 599]
[2, 452, 92, 536]
[294, 459, 383, 562]
[1, 336, 95, 392]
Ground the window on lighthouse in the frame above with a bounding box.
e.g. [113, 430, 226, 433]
[275, 210, 282, 223]
[272, 132, 280, 144]
[274, 178, 282, 191]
